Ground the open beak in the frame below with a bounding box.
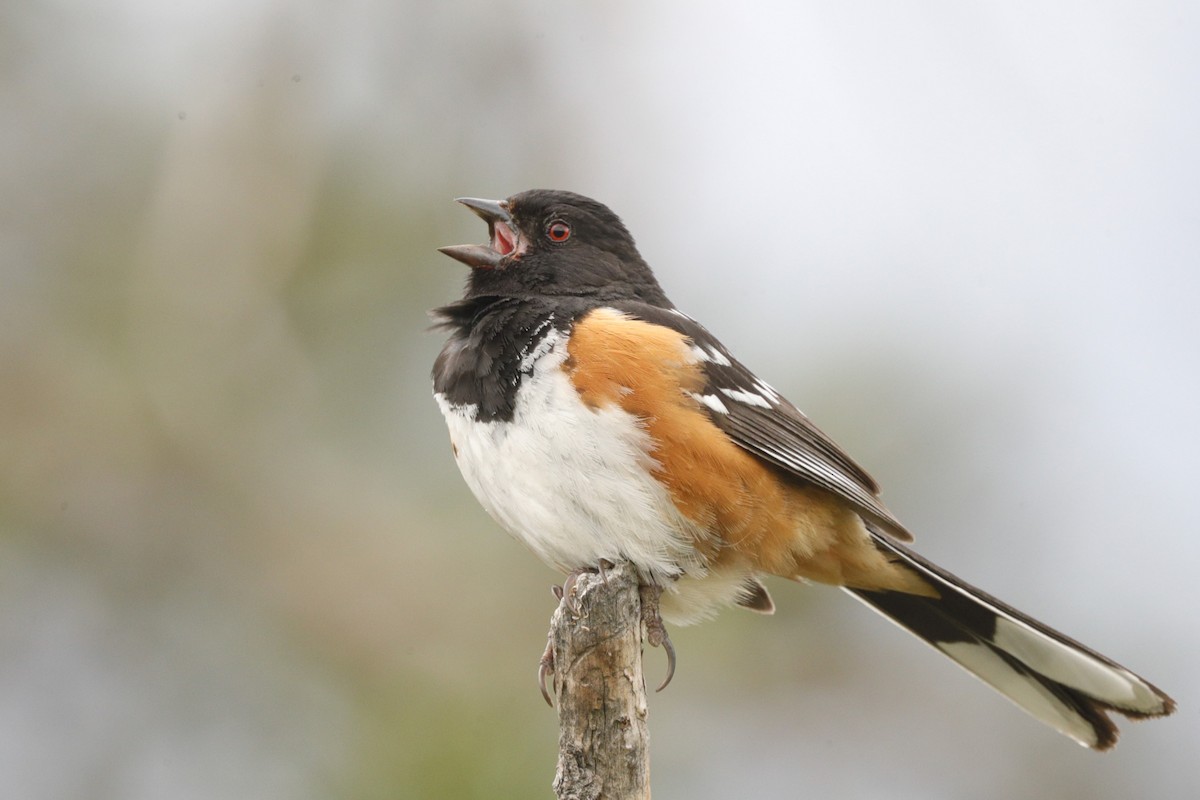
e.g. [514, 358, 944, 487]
[438, 197, 521, 269]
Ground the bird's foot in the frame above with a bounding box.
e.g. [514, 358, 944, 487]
[638, 582, 676, 692]
[541, 561, 663, 704]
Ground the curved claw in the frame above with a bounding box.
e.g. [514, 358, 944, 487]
[538, 634, 556, 707]
[538, 658, 555, 707]
[655, 633, 676, 692]
[596, 558, 615, 584]
[638, 581, 678, 693]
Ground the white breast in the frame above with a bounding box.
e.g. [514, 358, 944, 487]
[434, 329, 703, 584]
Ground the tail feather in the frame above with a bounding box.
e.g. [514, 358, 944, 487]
[849, 535, 1175, 750]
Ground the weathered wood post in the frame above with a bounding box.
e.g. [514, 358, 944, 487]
[549, 561, 651, 800]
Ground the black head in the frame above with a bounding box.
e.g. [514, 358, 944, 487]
[438, 190, 671, 307]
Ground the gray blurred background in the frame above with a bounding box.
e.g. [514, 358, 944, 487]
[2, 1, 1197, 798]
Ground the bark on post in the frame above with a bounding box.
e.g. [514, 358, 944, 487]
[550, 561, 650, 800]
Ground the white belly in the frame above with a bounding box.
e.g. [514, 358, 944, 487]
[435, 330, 702, 583]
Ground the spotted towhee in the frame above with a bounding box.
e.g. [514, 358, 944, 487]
[431, 189, 1174, 750]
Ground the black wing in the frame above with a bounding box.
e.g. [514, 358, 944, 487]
[610, 301, 912, 542]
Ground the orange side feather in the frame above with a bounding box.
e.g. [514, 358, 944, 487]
[565, 308, 929, 595]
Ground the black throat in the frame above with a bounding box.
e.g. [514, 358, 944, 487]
[431, 295, 584, 423]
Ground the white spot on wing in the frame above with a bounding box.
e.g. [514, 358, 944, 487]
[704, 346, 731, 367]
[719, 387, 772, 409]
[753, 379, 781, 403]
[687, 391, 728, 414]
[688, 344, 710, 363]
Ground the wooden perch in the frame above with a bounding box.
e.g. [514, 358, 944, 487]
[549, 561, 651, 800]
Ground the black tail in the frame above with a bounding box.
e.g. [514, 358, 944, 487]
[848, 535, 1175, 750]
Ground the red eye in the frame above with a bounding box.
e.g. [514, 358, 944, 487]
[547, 221, 571, 242]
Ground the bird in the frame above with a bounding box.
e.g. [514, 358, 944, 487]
[431, 189, 1175, 750]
